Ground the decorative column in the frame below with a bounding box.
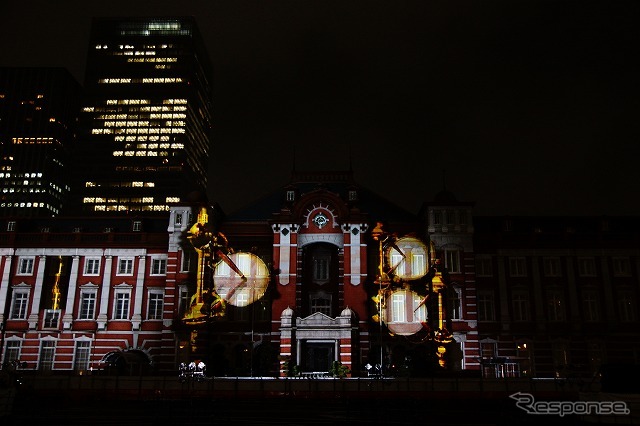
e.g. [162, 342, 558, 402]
[131, 255, 146, 330]
[62, 256, 80, 330]
[28, 255, 47, 329]
[497, 256, 510, 331]
[565, 257, 581, 331]
[530, 256, 545, 333]
[600, 257, 617, 323]
[0, 255, 13, 324]
[279, 307, 294, 377]
[96, 255, 113, 330]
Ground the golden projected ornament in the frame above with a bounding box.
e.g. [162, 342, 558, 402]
[182, 207, 269, 326]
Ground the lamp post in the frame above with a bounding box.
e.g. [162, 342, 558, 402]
[371, 222, 389, 377]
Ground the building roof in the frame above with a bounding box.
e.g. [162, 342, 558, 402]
[224, 170, 418, 224]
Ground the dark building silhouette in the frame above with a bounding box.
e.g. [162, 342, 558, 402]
[0, 67, 82, 218]
[69, 17, 213, 216]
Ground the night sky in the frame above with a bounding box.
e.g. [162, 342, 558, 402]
[1, 0, 638, 216]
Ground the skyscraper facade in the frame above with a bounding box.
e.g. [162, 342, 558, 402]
[71, 17, 213, 215]
[0, 67, 81, 218]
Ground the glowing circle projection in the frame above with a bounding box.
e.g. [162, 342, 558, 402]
[386, 236, 428, 280]
[382, 288, 428, 336]
[212, 252, 269, 306]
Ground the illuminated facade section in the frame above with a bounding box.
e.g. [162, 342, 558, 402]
[72, 18, 213, 215]
[0, 67, 81, 217]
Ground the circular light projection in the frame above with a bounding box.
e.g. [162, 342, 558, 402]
[382, 288, 428, 336]
[386, 236, 428, 280]
[212, 252, 269, 307]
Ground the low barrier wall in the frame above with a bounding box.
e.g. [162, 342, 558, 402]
[16, 375, 594, 401]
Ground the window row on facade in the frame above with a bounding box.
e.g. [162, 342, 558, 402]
[9, 285, 165, 323]
[15, 255, 168, 276]
[475, 256, 634, 278]
[4, 338, 93, 372]
[476, 287, 638, 323]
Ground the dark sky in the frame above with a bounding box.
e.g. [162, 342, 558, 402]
[1, 0, 639, 216]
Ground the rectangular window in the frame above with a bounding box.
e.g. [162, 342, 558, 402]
[618, 292, 637, 322]
[10, 291, 29, 319]
[313, 257, 329, 281]
[117, 258, 134, 275]
[578, 258, 596, 277]
[445, 250, 460, 273]
[551, 341, 570, 371]
[84, 258, 101, 275]
[178, 286, 189, 317]
[235, 291, 249, 308]
[4, 340, 21, 364]
[151, 257, 167, 275]
[475, 258, 493, 277]
[481, 341, 497, 359]
[509, 257, 527, 277]
[113, 292, 130, 320]
[7, 221, 16, 231]
[43, 309, 61, 328]
[477, 291, 495, 321]
[133, 220, 142, 231]
[612, 257, 631, 277]
[587, 342, 605, 376]
[391, 293, 406, 322]
[433, 210, 441, 225]
[390, 253, 405, 276]
[449, 287, 462, 319]
[459, 210, 467, 225]
[411, 253, 426, 277]
[582, 290, 600, 322]
[181, 250, 193, 272]
[512, 291, 530, 321]
[17, 257, 35, 275]
[74, 341, 91, 371]
[39, 340, 55, 371]
[310, 296, 331, 316]
[79, 291, 96, 320]
[445, 210, 454, 225]
[412, 294, 427, 322]
[147, 291, 164, 320]
[174, 212, 183, 226]
[543, 257, 561, 277]
[546, 290, 565, 322]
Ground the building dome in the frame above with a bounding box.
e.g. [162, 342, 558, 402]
[340, 306, 354, 317]
[281, 306, 294, 317]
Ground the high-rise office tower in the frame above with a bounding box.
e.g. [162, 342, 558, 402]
[71, 17, 213, 215]
[0, 67, 81, 218]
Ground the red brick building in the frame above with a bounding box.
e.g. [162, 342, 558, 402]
[1, 170, 639, 379]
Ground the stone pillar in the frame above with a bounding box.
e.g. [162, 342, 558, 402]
[600, 257, 617, 323]
[530, 256, 545, 332]
[497, 256, 510, 331]
[131, 255, 146, 330]
[565, 257, 581, 331]
[96, 255, 113, 330]
[0, 255, 13, 324]
[28, 256, 47, 329]
[62, 256, 80, 329]
[279, 307, 294, 377]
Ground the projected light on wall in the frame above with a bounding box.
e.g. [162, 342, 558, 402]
[386, 236, 428, 280]
[373, 235, 431, 336]
[213, 252, 269, 306]
[382, 288, 428, 336]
